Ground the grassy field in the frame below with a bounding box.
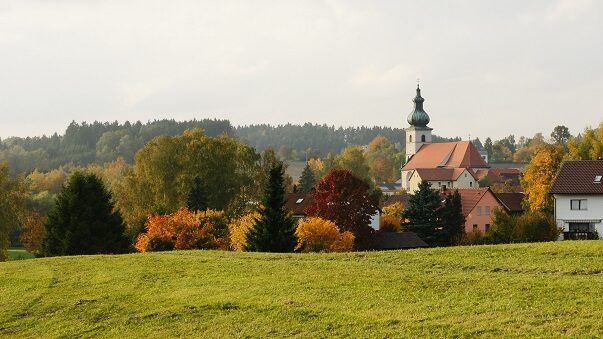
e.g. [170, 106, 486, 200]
[7, 248, 35, 261]
[1, 241, 602, 337]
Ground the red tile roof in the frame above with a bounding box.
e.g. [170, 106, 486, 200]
[414, 168, 475, 181]
[549, 160, 603, 194]
[403, 141, 489, 171]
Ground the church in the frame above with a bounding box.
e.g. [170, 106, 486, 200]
[401, 85, 490, 192]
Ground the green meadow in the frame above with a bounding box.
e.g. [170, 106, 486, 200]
[1, 241, 602, 337]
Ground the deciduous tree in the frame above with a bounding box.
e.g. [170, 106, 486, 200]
[295, 217, 354, 252]
[521, 145, 564, 214]
[0, 164, 27, 261]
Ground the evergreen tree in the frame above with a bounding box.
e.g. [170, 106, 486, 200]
[41, 172, 128, 256]
[245, 162, 297, 252]
[187, 176, 208, 211]
[404, 181, 441, 245]
[439, 190, 465, 246]
[298, 163, 316, 193]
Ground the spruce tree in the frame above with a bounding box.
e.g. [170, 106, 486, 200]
[439, 190, 465, 246]
[41, 172, 128, 256]
[187, 176, 208, 211]
[245, 162, 297, 252]
[404, 181, 441, 245]
[298, 163, 316, 193]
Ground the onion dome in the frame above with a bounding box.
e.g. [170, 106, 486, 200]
[407, 85, 430, 127]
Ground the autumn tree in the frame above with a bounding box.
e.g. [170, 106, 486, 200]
[20, 212, 47, 255]
[306, 169, 379, 249]
[366, 136, 397, 182]
[0, 164, 27, 261]
[521, 144, 564, 214]
[551, 125, 571, 146]
[298, 163, 316, 193]
[245, 162, 297, 252]
[41, 172, 128, 256]
[295, 217, 354, 252]
[566, 123, 603, 160]
[307, 158, 327, 180]
[336, 146, 370, 181]
[228, 212, 259, 251]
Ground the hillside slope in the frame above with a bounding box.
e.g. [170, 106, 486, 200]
[1, 241, 602, 337]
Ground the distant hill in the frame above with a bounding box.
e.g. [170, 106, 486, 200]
[2, 241, 602, 337]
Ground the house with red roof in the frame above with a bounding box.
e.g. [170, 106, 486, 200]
[550, 160, 603, 240]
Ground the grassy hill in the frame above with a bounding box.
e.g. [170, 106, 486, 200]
[1, 241, 602, 337]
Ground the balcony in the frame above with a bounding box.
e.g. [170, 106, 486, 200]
[563, 232, 598, 240]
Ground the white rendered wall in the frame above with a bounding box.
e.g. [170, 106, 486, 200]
[554, 194, 603, 235]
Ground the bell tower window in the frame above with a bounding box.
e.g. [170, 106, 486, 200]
[421, 135, 426, 142]
[409, 135, 412, 142]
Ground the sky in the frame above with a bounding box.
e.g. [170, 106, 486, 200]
[0, 0, 602, 140]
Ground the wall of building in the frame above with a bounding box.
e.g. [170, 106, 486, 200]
[465, 191, 502, 233]
[454, 170, 478, 189]
[554, 194, 603, 236]
[405, 127, 432, 161]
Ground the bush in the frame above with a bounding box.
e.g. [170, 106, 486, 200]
[229, 212, 259, 251]
[487, 208, 561, 244]
[382, 202, 405, 219]
[295, 217, 354, 252]
[135, 208, 229, 252]
[379, 215, 401, 233]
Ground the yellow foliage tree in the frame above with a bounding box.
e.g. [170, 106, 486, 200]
[379, 215, 401, 232]
[295, 217, 354, 252]
[228, 212, 259, 251]
[382, 202, 405, 219]
[521, 145, 564, 213]
[307, 158, 326, 180]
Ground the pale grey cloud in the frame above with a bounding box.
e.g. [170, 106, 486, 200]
[0, 0, 601, 141]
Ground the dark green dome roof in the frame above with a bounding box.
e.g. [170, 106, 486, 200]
[407, 85, 430, 127]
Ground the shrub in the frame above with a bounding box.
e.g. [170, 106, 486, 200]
[135, 208, 229, 252]
[295, 217, 354, 252]
[487, 208, 561, 244]
[382, 202, 405, 219]
[379, 215, 401, 233]
[229, 212, 259, 251]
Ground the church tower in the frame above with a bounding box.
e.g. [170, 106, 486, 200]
[405, 84, 432, 162]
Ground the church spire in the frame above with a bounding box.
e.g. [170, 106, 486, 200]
[407, 84, 430, 127]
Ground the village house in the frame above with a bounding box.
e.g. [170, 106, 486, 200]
[549, 160, 603, 240]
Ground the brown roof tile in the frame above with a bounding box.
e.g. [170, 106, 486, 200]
[494, 193, 525, 213]
[403, 141, 489, 171]
[549, 160, 603, 194]
[374, 232, 429, 250]
[284, 193, 315, 216]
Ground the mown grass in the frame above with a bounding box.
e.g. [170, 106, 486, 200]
[1, 241, 602, 338]
[7, 248, 35, 261]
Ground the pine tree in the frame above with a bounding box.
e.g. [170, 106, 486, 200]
[41, 172, 128, 256]
[245, 162, 297, 252]
[404, 181, 441, 245]
[298, 163, 316, 193]
[187, 176, 208, 212]
[439, 190, 465, 246]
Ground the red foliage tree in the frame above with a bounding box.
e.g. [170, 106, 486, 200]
[305, 169, 379, 249]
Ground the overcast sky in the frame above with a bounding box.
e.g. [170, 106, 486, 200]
[0, 0, 601, 140]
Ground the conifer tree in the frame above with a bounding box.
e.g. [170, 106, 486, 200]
[298, 163, 316, 193]
[404, 181, 441, 245]
[439, 190, 465, 246]
[41, 172, 128, 256]
[245, 162, 297, 252]
[187, 176, 208, 212]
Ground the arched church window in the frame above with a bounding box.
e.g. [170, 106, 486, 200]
[409, 135, 412, 142]
[421, 135, 426, 142]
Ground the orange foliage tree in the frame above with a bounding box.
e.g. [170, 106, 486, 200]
[379, 215, 401, 233]
[228, 211, 259, 251]
[20, 211, 47, 254]
[295, 217, 354, 252]
[135, 208, 229, 252]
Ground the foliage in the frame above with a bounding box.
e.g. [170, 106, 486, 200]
[366, 135, 399, 182]
[379, 215, 401, 233]
[404, 181, 441, 245]
[551, 125, 571, 146]
[382, 202, 405, 219]
[298, 163, 316, 193]
[521, 144, 564, 213]
[486, 208, 561, 244]
[306, 169, 379, 249]
[335, 146, 371, 180]
[307, 158, 327, 180]
[294, 217, 354, 252]
[228, 212, 259, 252]
[187, 176, 208, 212]
[0, 164, 28, 261]
[41, 172, 128, 256]
[439, 190, 465, 246]
[566, 123, 603, 160]
[19, 211, 47, 254]
[135, 208, 229, 252]
[245, 162, 297, 252]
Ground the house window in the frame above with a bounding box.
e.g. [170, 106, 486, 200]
[409, 135, 412, 142]
[569, 223, 591, 233]
[485, 206, 490, 215]
[469, 181, 473, 187]
[476, 206, 482, 216]
[485, 224, 491, 232]
[438, 182, 441, 187]
[595, 175, 602, 183]
[473, 224, 478, 232]
[421, 135, 426, 142]
[570, 199, 587, 210]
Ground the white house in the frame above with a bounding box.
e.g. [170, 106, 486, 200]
[549, 160, 603, 240]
